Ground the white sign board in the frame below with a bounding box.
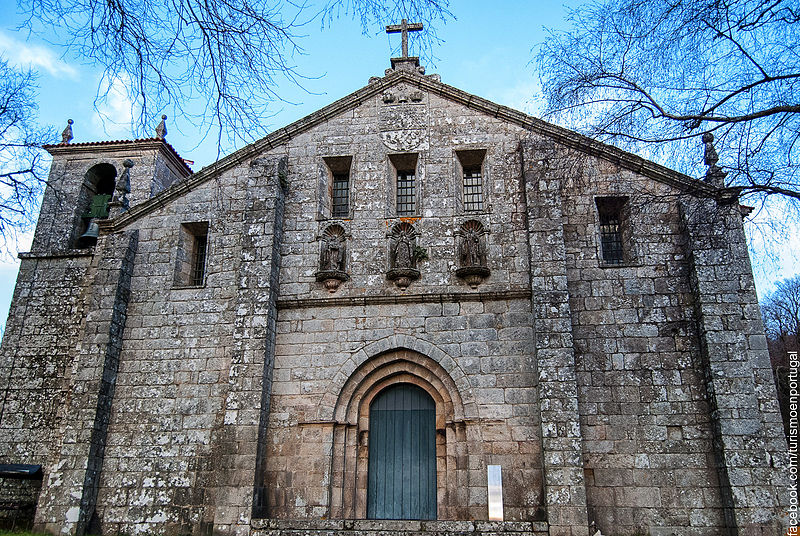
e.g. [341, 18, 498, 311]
[487, 464, 503, 521]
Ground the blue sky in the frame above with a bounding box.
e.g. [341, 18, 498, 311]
[0, 0, 798, 332]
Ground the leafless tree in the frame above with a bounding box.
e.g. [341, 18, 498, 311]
[0, 0, 449, 242]
[0, 58, 55, 245]
[761, 275, 799, 439]
[762, 275, 800, 347]
[17, 0, 452, 147]
[537, 0, 800, 209]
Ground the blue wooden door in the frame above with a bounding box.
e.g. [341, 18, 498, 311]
[367, 383, 437, 520]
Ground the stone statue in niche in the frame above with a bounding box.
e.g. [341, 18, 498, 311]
[321, 232, 346, 272]
[391, 227, 415, 270]
[459, 228, 485, 268]
[387, 222, 421, 290]
[315, 225, 349, 293]
[456, 220, 490, 289]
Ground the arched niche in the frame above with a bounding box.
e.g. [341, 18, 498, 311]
[73, 163, 117, 248]
[315, 223, 349, 292]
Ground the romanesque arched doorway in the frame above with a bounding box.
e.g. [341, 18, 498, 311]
[327, 348, 475, 520]
[367, 383, 436, 520]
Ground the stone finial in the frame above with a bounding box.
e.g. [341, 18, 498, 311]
[155, 114, 168, 139]
[385, 19, 426, 75]
[702, 132, 718, 167]
[61, 119, 74, 144]
[702, 132, 727, 188]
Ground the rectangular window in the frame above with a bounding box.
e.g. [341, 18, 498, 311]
[456, 149, 486, 213]
[397, 170, 416, 216]
[175, 221, 209, 287]
[324, 156, 352, 219]
[596, 197, 628, 265]
[332, 173, 349, 218]
[191, 233, 208, 286]
[463, 168, 483, 211]
[388, 153, 419, 217]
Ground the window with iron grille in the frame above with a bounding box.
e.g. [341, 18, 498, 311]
[397, 171, 416, 215]
[332, 173, 349, 218]
[191, 233, 208, 285]
[463, 168, 483, 211]
[175, 221, 209, 287]
[456, 149, 486, 214]
[596, 197, 627, 265]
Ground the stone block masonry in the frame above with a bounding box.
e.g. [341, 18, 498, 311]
[521, 138, 589, 536]
[0, 61, 790, 536]
[682, 196, 790, 534]
[33, 230, 139, 535]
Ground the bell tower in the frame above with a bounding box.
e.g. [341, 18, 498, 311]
[30, 117, 192, 254]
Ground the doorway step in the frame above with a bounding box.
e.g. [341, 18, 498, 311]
[251, 519, 550, 536]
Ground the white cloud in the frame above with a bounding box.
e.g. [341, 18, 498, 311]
[0, 229, 33, 266]
[93, 74, 136, 137]
[486, 81, 543, 116]
[0, 31, 77, 78]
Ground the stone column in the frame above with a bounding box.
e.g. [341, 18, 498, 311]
[681, 196, 790, 535]
[33, 230, 139, 536]
[210, 156, 287, 535]
[520, 138, 589, 536]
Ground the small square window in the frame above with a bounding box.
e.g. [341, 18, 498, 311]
[463, 168, 483, 211]
[456, 149, 486, 213]
[388, 153, 419, 217]
[323, 156, 352, 219]
[190, 233, 208, 286]
[175, 221, 209, 287]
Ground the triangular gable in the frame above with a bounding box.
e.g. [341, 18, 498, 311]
[109, 69, 717, 230]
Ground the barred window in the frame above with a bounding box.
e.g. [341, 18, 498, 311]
[175, 221, 209, 287]
[322, 156, 352, 219]
[596, 197, 628, 265]
[456, 149, 486, 214]
[332, 173, 349, 218]
[463, 168, 483, 211]
[397, 171, 416, 216]
[191, 233, 208, 285]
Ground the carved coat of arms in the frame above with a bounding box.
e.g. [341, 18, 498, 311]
[379, 85, 427, 151]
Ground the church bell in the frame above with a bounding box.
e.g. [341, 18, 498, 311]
[78, 219, 100, 246]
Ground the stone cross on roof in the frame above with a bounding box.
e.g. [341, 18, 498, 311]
[386, 19, 423, 58]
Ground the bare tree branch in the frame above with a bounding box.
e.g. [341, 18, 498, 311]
[538, 0, 800, 210]
[0, 58, 54, 247]
[17, 0, 451, 150]
[0, 0, 450, 241]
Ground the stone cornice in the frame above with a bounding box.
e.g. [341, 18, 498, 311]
[45, 138, 193, 177]
[276, 289, 532, 309]
[105, 69, 717, 231]
[18, 250, 95, 260]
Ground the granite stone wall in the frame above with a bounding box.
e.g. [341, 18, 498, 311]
[0, 254, 92, 528]
[560, 158, 728, 535]
[0, 67, 790, 536]
[266, 300, 542, 521]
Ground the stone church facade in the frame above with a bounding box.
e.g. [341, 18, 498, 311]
[0, 52, 790, 536]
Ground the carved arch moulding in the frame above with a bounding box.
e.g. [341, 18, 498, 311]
[325, 347, 478, 520]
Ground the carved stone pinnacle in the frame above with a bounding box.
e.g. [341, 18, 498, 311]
[702, 132, 718, 167]
[61, 119, 74, 144]
[155, 114, 168, 139]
